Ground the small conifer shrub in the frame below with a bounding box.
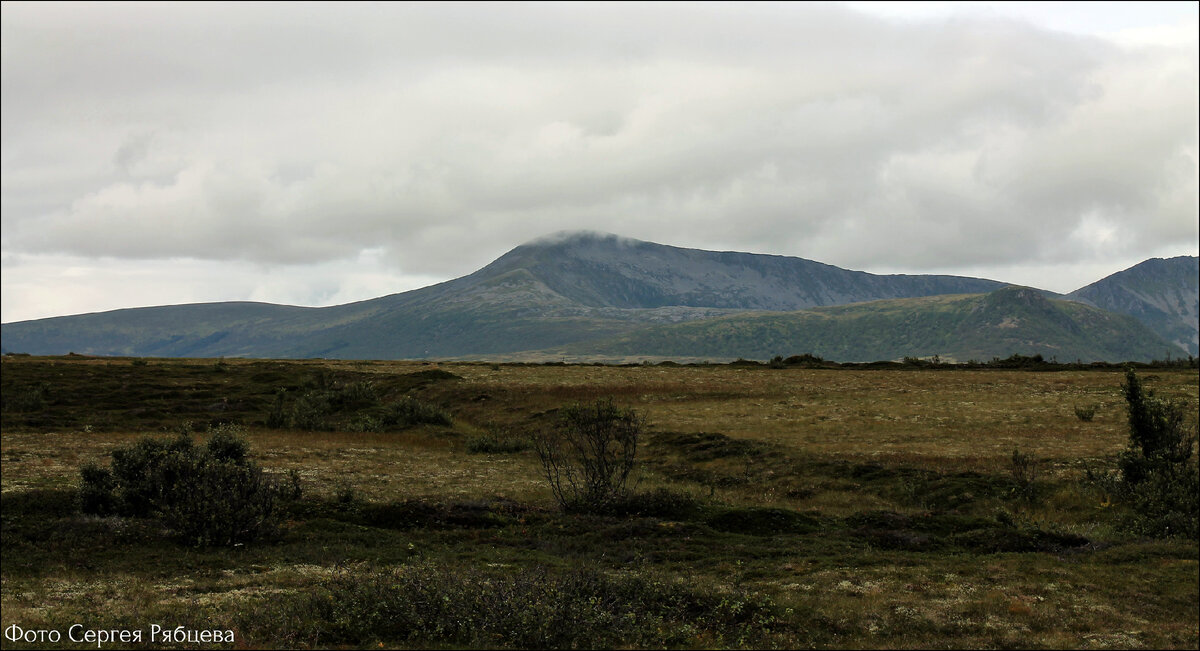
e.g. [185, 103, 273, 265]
[1114, 369, 1198, 539]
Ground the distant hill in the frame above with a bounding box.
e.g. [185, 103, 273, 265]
[1066, 256, 1198, 356]
[0, 232, 1183, 362]
[541, 286, 1175, 363]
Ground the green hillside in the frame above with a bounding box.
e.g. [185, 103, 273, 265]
[546, 287, 1177, 363]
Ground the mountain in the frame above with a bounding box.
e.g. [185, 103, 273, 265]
[542, 286, 1176, 363]
[0, 231, 1181, 362]
[475, 232, 1007, 310]
[1066, 256, 1198, 356]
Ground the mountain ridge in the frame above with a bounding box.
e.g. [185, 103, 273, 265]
[474, 231, 1009, 310]
[1, 232, 1191, 362]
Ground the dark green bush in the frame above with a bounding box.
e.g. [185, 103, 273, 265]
[1073, 404, 1097, 422]
[77, 461, 116, 515]
[1121, 469, 1199, 539]
[78, 426, 300, 545]
[205, 423, 250, 462]
[289, 389, 336, 431]
[1118, 370, 1195, 485]
[107, 433, 196, 517]
[161, 456, 290, 546]
[1114, 369, 1198, 539]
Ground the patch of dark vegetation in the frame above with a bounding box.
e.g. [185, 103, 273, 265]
[847, 510, 1090, 553]
[268, 373, 452, 432]
[0, 359, 463, 433]
[703, 506, 822, 536]
[349, 499, 521, 531]
[946, 527, 1091, 553]
[1008, 447, 1042, 503]
[403, 368, 462, 382]
[671, 352, 1198, 371]
[255, 562, 784, 649]
[599, 487, 704, 519]
[466, 432, 532, 454]
[782, 353, 831, 368]
[652, 430, 1051, 517]
[1, 487, 79, 518]
[650, 430, 1034, 512]
[821, 462, 1024, 511]
[651, 431, 782, 463]
[0, 381, 50, 413]
[464, 422, 531, 455]
[354, 396, 453, 431]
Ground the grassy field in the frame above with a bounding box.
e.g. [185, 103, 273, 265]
[1, 355, 1197, 649]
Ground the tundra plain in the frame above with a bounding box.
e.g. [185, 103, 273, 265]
[1, 355, 1197, 649]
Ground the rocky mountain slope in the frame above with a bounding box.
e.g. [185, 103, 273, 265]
[1066, 256, 1198, 356]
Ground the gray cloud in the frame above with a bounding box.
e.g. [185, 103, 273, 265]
[2, 2, 1196, 321]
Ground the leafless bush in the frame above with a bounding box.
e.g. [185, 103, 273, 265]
[533, 398, 644, 512]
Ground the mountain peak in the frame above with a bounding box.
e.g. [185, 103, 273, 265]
[478, 230, 1006, 311]
[524, 230, 640, 248]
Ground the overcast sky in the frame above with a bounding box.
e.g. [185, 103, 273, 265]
[2, 1, 1197, 323]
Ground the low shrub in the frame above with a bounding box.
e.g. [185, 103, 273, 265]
[704, 506, 822, 535]
[1, 382, 50, 412]
[266, 562, 782, 649]
[267, 376, 450, 431]
[267, 375, 380, 431]
[466, 424, 530, 454]
[533, 398, 643, 512]
[1073, 404, 1097, 422]
[1120, 468, 1199, 539]
[78, 425, 300, 546]
[466, 433, 531, 454]
[1109, 369, 1199, 539]
[379, 396, 452, 428]
[602, 487, 702, 518]
[1008, 447, 1040, 502]
[783, 353, 826, 368]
